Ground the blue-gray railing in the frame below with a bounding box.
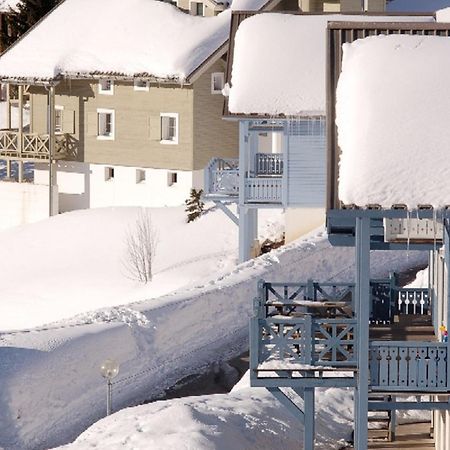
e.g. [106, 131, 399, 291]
[369, 341, 449, 391]
[252, 281, 357, 370]
[252, 279, 438, 385]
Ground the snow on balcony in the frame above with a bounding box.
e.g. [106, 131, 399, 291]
[337, 34, 450, 209]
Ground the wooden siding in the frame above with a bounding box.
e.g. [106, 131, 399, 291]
[193, 59, 238, 170]
[286, 118, 326, 207]
[30, 79, 196, 170]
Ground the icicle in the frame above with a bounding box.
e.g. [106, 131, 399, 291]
[406, 210, 411, 261]
[433, 207, 437, 253]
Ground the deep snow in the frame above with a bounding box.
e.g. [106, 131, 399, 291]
[227, 14, 434, 116]
[0, 0, 268, 82]
[0, 206, 283, 331]
[337, 34, 450, 208]
[0, 212, 427, 449]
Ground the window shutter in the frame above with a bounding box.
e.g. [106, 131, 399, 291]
[87, 112, 98, 137]
[149, 115, 160, 141]
[63, 109, 75, 134]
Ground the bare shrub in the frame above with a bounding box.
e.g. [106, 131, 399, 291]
[124, 209, 158, 283]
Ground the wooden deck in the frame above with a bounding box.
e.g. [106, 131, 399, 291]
[368, 422, 434, 449]
[370, 315, 436, 342]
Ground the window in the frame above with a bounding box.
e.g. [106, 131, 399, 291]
[195, 2, 203, 15]
[55, 106, 64, 133]
[134, 80, 149, 91]
[160, 113, 178, 144]
[211, 72, 224, 94]
[98, 79, 114, 95]
[105, 167, 114, 181]
[167, 172, 178, 186]
[136, 169, 146, 183]
[97, 109, 115, 140]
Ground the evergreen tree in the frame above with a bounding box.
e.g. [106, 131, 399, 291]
[185, 188, 204, 223]
[2, 0, 61, 49]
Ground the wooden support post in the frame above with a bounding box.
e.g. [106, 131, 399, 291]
[17, 160, 24, 183]
[5, 159, 11, 179]
[238, 207, 257, 263]
[48, 85, 57, 217]
[303, 387, 315, 450]
[18, 85, 23, 157]
[444, 221, 450, 391]
[6, 83, 11, 129]
[354, 216, 370, 450]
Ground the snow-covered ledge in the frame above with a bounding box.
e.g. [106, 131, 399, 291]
[337, 34, 450, 209]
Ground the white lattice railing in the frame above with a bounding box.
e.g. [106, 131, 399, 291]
[204, 157, 239, 196]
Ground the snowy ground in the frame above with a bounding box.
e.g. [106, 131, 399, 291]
[0, 205, 282, 331]
[0, 205, 427, 449]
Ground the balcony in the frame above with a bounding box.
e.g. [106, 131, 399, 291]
[250, 279, 448, 393]
[0, 130, 73, 161]
[204, 153, 284, 205]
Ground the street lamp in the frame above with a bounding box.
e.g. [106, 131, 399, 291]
[100, 359, 120, 416]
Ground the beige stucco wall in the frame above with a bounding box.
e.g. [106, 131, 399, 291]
[30, 64, 238, 171]
[300, 0, 385, 11]
[285, 207, 325, 243]
[193, 59, 239, 170]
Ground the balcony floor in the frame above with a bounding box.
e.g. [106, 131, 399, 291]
[370, 315, 436, 342]
[368, 422, 434, 449]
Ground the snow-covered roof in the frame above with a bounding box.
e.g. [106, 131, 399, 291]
[0, 0, 19, 13]
[227, 14, 435, 117]
[337, 34, 450, 209]
[0, 0, 271, 84]
[387, 0, 450, 12]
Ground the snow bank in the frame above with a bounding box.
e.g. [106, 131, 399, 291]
[337, 34, 450, 208]
[227, 14, 434, 116]
[0, 220, 427, 449]
[0, 206, 282, 330]
[0, 0, 232, 82]
[56, 383, 354, 450]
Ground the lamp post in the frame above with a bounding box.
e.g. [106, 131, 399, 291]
[100, 359, 120, 416]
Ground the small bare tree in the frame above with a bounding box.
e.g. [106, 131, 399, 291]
[124, 209, 158, 283]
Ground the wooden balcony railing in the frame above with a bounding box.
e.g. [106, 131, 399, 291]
[204, 157, 239, 197]
[0, 130, 71, 160]
[245, 177, 282, 203]
[369, 341, 449, 392]
[255, 153, 283, 176]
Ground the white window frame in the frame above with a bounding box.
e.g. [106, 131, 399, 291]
[55, 105, 64, 134]
[134, 80, 149, 92]
[98, 79, 114, 95]
[104, 167, 115, 181]
[136, 169, 146, 183]
[97, 108, 115, 140]
[167, 171, 178, 186]
[211, 72, 224, 94]
[160, 113, 179, 145]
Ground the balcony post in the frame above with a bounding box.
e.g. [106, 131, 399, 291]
[303, 387, 315, 450]
[6, 83, 11, 129]
[354, 216, 370, 450]
[18, 84, 23, 157]
[48, 85, 57, 216]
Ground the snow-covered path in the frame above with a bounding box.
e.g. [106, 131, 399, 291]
[0, 226, 427, 449]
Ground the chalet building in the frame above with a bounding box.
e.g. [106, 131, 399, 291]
[205, 10, 432, 262]
[247, 14, 450, 450]
[0, 0, 292, 226]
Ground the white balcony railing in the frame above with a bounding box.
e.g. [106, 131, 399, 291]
[255, 153, 283, 176]
[205, 157, 239, 197]
[245, 177, 282, 203]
